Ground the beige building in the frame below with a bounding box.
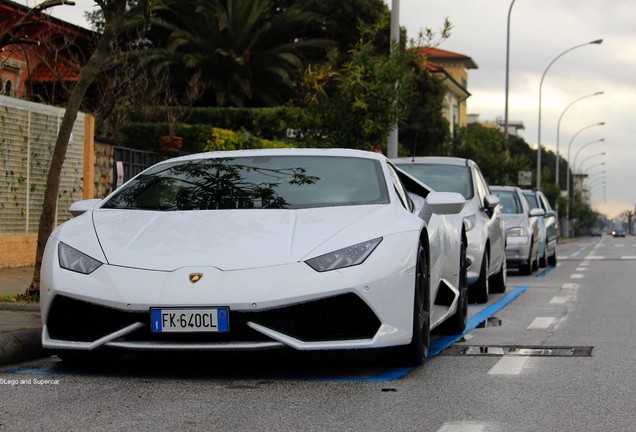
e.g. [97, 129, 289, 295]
[419, 47, 478, 132]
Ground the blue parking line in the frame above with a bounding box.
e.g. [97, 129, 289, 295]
[536, 265, 557, 277]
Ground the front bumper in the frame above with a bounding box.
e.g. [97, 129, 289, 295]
[40, 235, 417, 352]
[504, 236, 531, 266]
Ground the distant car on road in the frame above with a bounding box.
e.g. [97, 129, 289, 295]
[491, 186, 544, 275]
[612, 230, 626, 238]
[393, 157, 506, 303]
[591, 229, 602, 237]
[522, 189, 558, 266]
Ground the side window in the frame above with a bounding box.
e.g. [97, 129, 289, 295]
[473, 167, 489, 206]
[387, 164, 411, 211]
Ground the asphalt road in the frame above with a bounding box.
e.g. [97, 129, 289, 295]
[1, 235, 634, 432]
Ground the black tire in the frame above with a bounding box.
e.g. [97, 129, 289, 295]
[469, 251, 489, 304]
[489, 255, 507, 294]
[539, 246, 548, 268]
[438, 237, 468, 334]
[547, 251, 557, 266]
[519, 239, 534, 275]
[388, 243, 430, 366]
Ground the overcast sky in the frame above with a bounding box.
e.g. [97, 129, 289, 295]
[26, 0, 636, 218]
[386, 0, 636, 219]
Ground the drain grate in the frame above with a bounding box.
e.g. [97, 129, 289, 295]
[441, 345, 593, 357]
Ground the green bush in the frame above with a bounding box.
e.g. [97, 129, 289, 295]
[203, 128, 294, 151]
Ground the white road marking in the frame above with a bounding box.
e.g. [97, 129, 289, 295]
[562, 283, 578, 289]
[550, 296, 568, 304]
[527, 317, 556, 329]
[436, 422, 486, 432]
[579, 262, 589, 266]
[576, 267, 586, 271]
[585, 256, 604, 260]
[621, 256, 636, 260]
[488, 357, 528, 375]
[571, 274, 584, 279]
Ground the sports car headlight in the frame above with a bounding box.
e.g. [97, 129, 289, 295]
[305, 238, 383, 272]
[58, 242, 103, 274]
[507, 227, 529, 237]
[464, 215, 476, 231]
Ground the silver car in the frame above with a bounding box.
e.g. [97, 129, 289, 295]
[491, 186, 544, 275]
[394, 157, 506, 303]
[522, 189, 558, 267]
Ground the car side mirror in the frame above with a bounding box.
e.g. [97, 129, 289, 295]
[484, 194, 500, 209]
[529, 208, 545, 217]
[426, 192, 465, 215]
[69, 199, 102, 217]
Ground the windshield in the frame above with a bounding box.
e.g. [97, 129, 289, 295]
[523, 191, 540, 209]
[102, 156, 389, 210]
[493, 190, 523, 214]
[396, 163, 473, 199]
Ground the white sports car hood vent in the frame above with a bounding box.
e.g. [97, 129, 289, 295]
[92, 206, 389, 271]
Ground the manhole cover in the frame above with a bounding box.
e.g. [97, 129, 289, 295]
[440, 345, 593, 357]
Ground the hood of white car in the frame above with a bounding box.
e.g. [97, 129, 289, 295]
[501, 213, 528, 229]
[88, 206, 394, 271]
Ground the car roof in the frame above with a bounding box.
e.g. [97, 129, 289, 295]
[490, 185, 520, 192]
[159, 148, 388, 164]
[391, 156, 471, 167]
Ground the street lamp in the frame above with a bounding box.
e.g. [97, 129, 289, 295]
[571, 138, 605, 174]
[536, 39, 603, 191]
[555, 92, 604, 185]
[582, 162, 605, 175]
[504, 0, 517, 142]
[564, 121, 604, 237]
[576, 152, 606, 174]
[566, 121, 605, 200]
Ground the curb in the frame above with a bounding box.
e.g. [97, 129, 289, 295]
[0, 302, 40, 312]
[0, 328, 47, 367]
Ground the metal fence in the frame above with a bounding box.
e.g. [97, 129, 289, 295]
[0, 96, 85, 235]
[113, 146, 162, 188]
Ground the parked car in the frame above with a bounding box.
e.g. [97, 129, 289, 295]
[591, 229, 602, 237]
[393, 157, 506, 303]
[491, 186, 544, 275]
[522, 189, 558, 267]
[40, 148, 468, 366]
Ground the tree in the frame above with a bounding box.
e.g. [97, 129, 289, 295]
[399, 65, 450, 157]
[297, 22, 416, 150]
[450, 123, 510, 185]
[22, 0, 154, 298]
[147, 0, 331, 107]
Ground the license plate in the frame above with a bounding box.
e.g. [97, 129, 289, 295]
[150, 308, 229, 333]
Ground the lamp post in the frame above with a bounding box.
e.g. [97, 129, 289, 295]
[555, 92, 604, 186]
[387, 0, 400, 158]
[586, 176, 606, 190]
[536, 39, 603, 191]
[571, 138, 605, 175]
[577, 153, 605, 174]
[504, 0, 517, 143]
[564, 121, 605, 237]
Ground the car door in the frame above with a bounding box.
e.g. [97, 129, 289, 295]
[473, 166, 504, 274]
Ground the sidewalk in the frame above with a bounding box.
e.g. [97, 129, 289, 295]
[0, 266, 46, 367]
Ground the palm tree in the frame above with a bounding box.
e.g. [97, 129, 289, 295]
[151, 0, 330, 107]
